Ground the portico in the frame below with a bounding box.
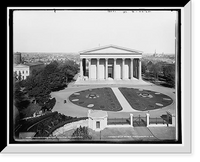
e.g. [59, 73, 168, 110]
[77, 45, 143, 83]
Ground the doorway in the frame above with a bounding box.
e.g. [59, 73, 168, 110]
[108, 65, 114, 78]
[96, 121, 100, 129]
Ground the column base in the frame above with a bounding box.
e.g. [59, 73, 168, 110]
[98, 78, 105, 81]
[131, 77, 136, 80]
[114, 78, 121, 80]
[89, 78, 97, 81]
[122, 78, 129, 80]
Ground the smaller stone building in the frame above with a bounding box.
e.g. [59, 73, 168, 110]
[88, 110, 108, 132]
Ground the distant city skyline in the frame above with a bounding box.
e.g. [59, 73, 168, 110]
[13, 10, 177, 54]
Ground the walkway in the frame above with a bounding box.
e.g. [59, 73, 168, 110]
[111, 87, 139, 112]
[74, 76, 152, 86]
[58, 127, 159, 141]
[51, 84, 176, 118]
[53, 125, 175, 141]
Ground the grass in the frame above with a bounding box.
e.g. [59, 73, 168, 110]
[69, 87, 173, 112]
[69, 87, 122, 111]
[119, 87, 173, 111]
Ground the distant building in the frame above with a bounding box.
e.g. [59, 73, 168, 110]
[14, 52, 22, 64]
[14, 62, 44, 80]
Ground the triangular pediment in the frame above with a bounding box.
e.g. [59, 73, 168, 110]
[88, 47, 133, 53]
[80, 45, 142, 54]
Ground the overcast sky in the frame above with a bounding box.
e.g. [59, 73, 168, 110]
[13, 10, 177, 54]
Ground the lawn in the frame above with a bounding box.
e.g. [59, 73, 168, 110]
[119, 87, 173, 111]
[68, 87, 122, 111]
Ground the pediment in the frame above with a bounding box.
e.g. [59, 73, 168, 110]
[88, 47, 133, 53]
[80, 45, 142, 54]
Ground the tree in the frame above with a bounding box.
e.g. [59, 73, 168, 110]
[141, 61, 147, 74]
[71, 126, 92, 140]
[47, 72, 67, 91]
[58, 60, 79, 82]
[146, 61, 153, 72]
[163, 64, 175, 87]
[42, 98, 56, 111]
[17, 60, 78, 109]
[44, 61, 59, 75]
[20, 103, 41, 118]
[14, 81, 30, 111]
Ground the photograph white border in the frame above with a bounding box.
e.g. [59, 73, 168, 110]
[4, 3, 191, 154]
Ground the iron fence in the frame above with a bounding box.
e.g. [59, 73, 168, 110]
[149, 117, 168, 125]
[107, 118, 130, 125]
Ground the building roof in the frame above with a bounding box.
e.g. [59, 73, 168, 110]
[24, 62, 44, 67]
[80, 44, 143, 55]
[14, 64, 29, 68]
[88, 110, 108, 118]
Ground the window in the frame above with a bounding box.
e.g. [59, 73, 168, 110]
[22, 71, 24, 74]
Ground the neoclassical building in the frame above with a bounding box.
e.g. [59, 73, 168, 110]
[14, 62, 44, 80]
[78, 45, 143, 82]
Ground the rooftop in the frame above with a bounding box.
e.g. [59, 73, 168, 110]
[24, 62, 44, 66]
[80, 45, 143, 55]
[88, 110, 108, 118]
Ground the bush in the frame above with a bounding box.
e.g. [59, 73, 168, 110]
[71, 126, 92, 140]
[42, 98, 56, 111]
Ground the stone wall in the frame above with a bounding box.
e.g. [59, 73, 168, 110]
[52, 119, 88, 137]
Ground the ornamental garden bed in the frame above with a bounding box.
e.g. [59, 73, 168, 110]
[118, 87, 173, 111]
[69, 87, 122, 111]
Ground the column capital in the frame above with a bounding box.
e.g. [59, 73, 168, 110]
[97, 58, 100, 60]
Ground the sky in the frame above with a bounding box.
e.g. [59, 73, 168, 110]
[13, 10, 177, 54]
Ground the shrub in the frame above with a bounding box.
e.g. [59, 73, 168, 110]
[71, 126, 92, 140]
[42, 98, 56, 111]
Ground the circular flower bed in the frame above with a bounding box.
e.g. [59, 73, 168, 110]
[138, 93, 153, 98]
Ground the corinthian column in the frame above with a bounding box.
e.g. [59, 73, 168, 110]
[122, 58, 125, 80]
[138, 59, 142, 80]
[97, 58, 99, 80]
[105, 58, 108, 80]
[80, 58, 83, 79]
[88, 58, 91, 80]
[131, 58, 133, 80]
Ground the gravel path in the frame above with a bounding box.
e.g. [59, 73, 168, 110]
[111, 87, 139, 112]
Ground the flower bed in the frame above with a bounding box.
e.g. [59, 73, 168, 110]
[119, 87, 173, 111]
[69, 87, 122, 111]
